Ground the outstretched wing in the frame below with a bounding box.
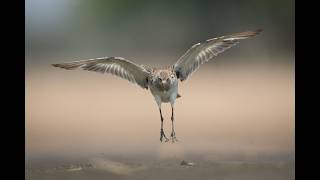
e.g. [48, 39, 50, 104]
[173, 29, 262, 81]
[52, 57, 150, 89]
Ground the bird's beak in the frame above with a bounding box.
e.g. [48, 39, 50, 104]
[161, 80, 169, 90]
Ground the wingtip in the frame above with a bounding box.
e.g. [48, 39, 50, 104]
[253, 29, 263, 35]
[255, 28, 263, 33]
[243, 29, 262, 37]
[51, 63, 67, 69]
[228, 29, 263, 39]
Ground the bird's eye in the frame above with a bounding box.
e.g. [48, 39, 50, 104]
[158, 77, 162, 81]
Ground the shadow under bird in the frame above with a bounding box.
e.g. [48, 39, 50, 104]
[52, 29, 262, 143]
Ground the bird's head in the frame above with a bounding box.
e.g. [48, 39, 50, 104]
[152, 70, 177, 90]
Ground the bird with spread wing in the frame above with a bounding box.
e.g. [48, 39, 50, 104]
[52, 29, 262, 143]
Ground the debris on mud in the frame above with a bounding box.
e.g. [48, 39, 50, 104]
[180, 160, 195, 166]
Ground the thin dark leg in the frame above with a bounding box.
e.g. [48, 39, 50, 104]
[159, 108, 169, 142]
[170, 107, 178, 142]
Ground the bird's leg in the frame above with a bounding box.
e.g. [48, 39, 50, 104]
[159, 108, 169, 142]
[170, 106, 178, 143]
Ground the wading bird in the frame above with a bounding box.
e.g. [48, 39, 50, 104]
[52, 29, 262, 143]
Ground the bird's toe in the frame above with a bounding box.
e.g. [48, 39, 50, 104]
[160, 129, 169, 143]
[170, 132, 178, 143]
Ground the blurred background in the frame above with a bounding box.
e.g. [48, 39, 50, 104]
[26, 0, 294, 168]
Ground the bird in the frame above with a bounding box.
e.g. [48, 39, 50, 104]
[52, 29, 262, 143]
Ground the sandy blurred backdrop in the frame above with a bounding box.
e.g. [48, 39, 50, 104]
[26, 59, 294, 159]
[26, 0, 294, 161]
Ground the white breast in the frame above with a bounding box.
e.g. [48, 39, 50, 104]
[150, 81, 178, 104]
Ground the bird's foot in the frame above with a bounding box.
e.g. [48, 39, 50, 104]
[170, 131, 178, 143]
[160, 129, 169, 142]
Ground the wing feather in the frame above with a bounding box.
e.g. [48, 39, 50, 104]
[174, 29, 262, 81]
[52, 57, 150, 89]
